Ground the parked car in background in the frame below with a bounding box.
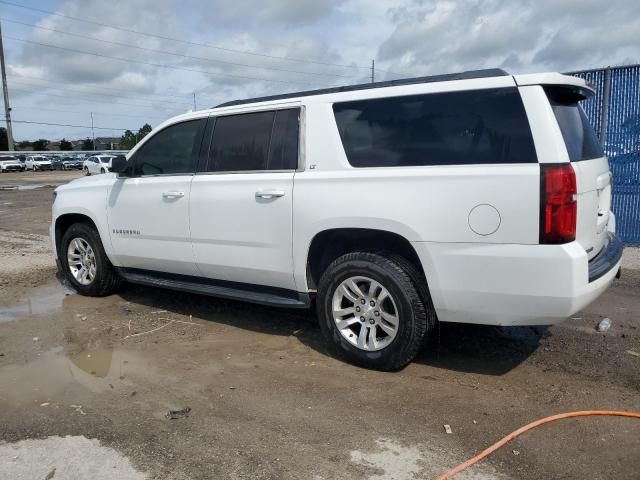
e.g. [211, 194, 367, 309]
[51, 157, 64, 170]
[0, 156, 25, 172]
[25, 155, 53, 171]
[83, 155, 118, 175]
[60, 156, 84, 170]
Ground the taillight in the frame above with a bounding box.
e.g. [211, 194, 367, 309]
[540, 163, 577, 244]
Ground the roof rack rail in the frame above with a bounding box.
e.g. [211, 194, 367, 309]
[214, 68, 509, 108]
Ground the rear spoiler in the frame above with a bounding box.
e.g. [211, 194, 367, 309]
[513, 73, 595, 98]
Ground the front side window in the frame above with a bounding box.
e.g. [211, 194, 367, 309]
[333, 88, 537, 167]
[132, 119, 204, 176]
[206, 108, 299, 172]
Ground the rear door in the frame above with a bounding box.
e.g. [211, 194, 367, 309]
[545, 86, 611, 259]
[189, 107, 299, 290]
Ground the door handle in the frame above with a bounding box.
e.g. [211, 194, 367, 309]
[255, 189, 285, 199]
[162, 191, 185, 199]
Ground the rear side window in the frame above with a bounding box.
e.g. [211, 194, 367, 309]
[333, 88, 537, 167]
[132, 119, 204, 176]
[545, 87, 604, 161]
[207, 109, 299, 172]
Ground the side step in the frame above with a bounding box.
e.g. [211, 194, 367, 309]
[117, 268, 310, 309]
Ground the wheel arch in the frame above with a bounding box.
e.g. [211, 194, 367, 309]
[54, 213, 100, 261]
[305, 228, 426, 291]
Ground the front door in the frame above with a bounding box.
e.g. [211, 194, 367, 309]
[106, 118, 206, 276]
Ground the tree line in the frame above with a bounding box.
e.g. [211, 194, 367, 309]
[0, 124, 152, 151]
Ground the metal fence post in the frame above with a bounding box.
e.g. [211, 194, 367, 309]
[599, 67, 612, 147]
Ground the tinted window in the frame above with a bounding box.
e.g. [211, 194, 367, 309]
[210, 111, 274, 172]
[333, 88, 537, 167]
[206, 109, 299, 172]
[132, 120, 203, 176]
[545, 88, 603, 161]
[268, 109, 299, 170]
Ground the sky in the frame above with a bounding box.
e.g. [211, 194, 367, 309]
[1, 0, 639, 142]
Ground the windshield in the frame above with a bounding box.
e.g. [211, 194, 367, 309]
[100, 157, 114, 163]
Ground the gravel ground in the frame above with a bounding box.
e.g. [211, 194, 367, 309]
[0, 171, 638, 480]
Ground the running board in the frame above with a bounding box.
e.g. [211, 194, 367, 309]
[117, 268, 310, 309]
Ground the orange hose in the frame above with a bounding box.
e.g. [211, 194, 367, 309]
[438, 410, 640, 480]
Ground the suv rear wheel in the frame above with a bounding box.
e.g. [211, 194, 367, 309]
[60, 223, 120, 296]
[317, 252, 432, 371]
[84, 167, 90, 176]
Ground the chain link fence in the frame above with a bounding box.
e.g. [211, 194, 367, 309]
[570, 65, 640, 245]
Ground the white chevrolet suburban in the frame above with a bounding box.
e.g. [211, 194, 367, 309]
[51, 69, 623, 370]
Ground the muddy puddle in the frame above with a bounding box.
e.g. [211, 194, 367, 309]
[0, 346, 144, 405]
[0, 184, 54, 191]
[0, 283, 74, 323]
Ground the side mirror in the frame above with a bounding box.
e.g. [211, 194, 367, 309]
[111, 156, 128, 176]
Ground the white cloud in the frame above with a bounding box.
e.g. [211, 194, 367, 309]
[2, 0, 638, 141]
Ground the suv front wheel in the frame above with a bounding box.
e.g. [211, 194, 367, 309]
[317, 252, 433, 371]
[60, 223, 120, 296]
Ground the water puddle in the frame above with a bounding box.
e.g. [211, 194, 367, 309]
[0, 283, 74, 323]
[69, 348, 115, 378]
[0, 184, 55, 191]
[0, 346, 142, 405]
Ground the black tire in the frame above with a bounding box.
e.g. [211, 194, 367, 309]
[100, 168, 105, 174]
[84, 167, 90, 176]
[60, 223, 121, 296]
[317, 252, 432, 371]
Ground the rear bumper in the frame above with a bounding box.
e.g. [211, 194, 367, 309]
[412, 236, 623, 326]
[588, 232, 623, 282]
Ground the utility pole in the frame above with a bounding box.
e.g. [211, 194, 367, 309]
[90, 112, 95, 150]
[599, 66, 612, 148]
[0, 21, 14, 151]
[371, 59, 375, 84]
[193, 92, 197, 110]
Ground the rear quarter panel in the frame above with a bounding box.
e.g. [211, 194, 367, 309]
[292, 98, 541, 291]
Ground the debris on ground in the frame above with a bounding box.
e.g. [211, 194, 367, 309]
[512, 449, 520, 456]
[70, 405, 86, 415]
[596, 318, 611, 332]
[166, 407, 191, 419]
[444, 424, 452, 434]
[44, 468, 56, 480]
[626, 350, 640, 357]
[33, 337, 39, 342]
[40, 402, 50, 407]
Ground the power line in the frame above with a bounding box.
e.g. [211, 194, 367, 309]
[8, 73, 193, 101]
[9, 77, 194, 107]
[11, 104, 168, 120]
[0, 118, 130, 131]
[8, 73, 224, 104]
[0, 0, 379, 72]
[5, 35, 318, 87]
[9, 85, 184, 112]
[2, 17, 353, 80]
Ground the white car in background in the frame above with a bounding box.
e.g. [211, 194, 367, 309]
[25, 155, 53, 171]
[0, 156, 25, 172]
[83, 155, 120, 175]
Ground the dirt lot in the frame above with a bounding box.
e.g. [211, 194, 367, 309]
[1, 170, 639, 479]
